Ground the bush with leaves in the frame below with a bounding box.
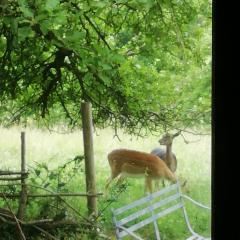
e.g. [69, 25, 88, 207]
[0, 155, 105, 239]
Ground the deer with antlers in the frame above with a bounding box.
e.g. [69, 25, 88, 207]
[105, 149, 177, 194]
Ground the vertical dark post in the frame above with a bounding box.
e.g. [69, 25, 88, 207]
[17, 132, 27, 220]
[81, 102, 97, 216]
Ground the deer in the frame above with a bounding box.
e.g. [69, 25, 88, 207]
[105, 149, 177, 195]
[151, 131, 181, 187]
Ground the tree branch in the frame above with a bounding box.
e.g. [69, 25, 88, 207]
[83, 13, 111, 50]
[2, 193, 26, 240]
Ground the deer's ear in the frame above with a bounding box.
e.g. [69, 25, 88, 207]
[173, 131, 181, 138]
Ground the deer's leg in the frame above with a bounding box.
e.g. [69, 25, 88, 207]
[145, 177, 153, 194]
[162, 179, 165, 187]
[155, 179, 160, 190]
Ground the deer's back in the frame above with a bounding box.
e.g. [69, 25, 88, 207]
[108, 149, 166, 168]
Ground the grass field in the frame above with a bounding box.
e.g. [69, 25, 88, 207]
[0, 126, 211, 239]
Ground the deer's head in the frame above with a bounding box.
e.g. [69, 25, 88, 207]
[159, 131, 181, 145]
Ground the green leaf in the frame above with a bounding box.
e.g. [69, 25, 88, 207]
[58, 182, 65, 188]
[99, 73, 111, 86]
[49, 172, 57, 180]
[111, 54, 125, 64]
[68, 31, 85, 42]
[138, 0, 155, 8]
[39, 20, 51, 35]
[90, 1, 108, 9]
[83, 72, 94, 82]
[34, 169, 41, 176]
[18, 26, 33, 42]
[101, 63, 112, 70]
[35, 13, 49, 22]
[19, 0, 34, 18]
[54, 11, 67, 25]
[73, 155, 84, 162]
[46, 0, 60, 10]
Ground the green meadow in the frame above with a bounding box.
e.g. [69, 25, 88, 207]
[0, 126, 211, 239]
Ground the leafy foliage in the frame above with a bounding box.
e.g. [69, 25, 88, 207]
[0, 0, 211, 134]
[28, 155, 84, 192]
[0, 156, 99, 239]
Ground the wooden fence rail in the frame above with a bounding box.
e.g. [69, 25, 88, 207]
[0, 171, 26, 175]
[0, 176, 27, 181]
[0, 131, 101, 219]
[0, 193, 103, 198]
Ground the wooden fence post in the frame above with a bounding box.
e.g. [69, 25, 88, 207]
[81, 102, 97, 216]
[17, 132, 28, 220]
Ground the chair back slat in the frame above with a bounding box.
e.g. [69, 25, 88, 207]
[116, 192, 181, 226]
[118, 202, 183, 238]
[113, 183, 179, 216]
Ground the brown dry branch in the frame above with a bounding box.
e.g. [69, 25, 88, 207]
[2, 193, 26, 240]
[0, 210, 99, 240]
[0, 209, 59, 240]
[0, 182, 98, 224]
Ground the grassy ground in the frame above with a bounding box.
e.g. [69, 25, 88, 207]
[0, 126, 211, 239]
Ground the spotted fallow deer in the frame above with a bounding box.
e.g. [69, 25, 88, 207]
[105, 149, 177, 194]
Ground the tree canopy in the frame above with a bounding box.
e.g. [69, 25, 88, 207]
[0, 0, 211, 135]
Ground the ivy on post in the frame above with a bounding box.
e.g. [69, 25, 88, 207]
[81, 102, 97, 216]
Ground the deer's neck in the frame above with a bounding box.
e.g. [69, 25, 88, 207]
[166, 144, 173, 165]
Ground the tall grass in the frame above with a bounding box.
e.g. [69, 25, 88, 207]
[0, 126, 211, 239]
